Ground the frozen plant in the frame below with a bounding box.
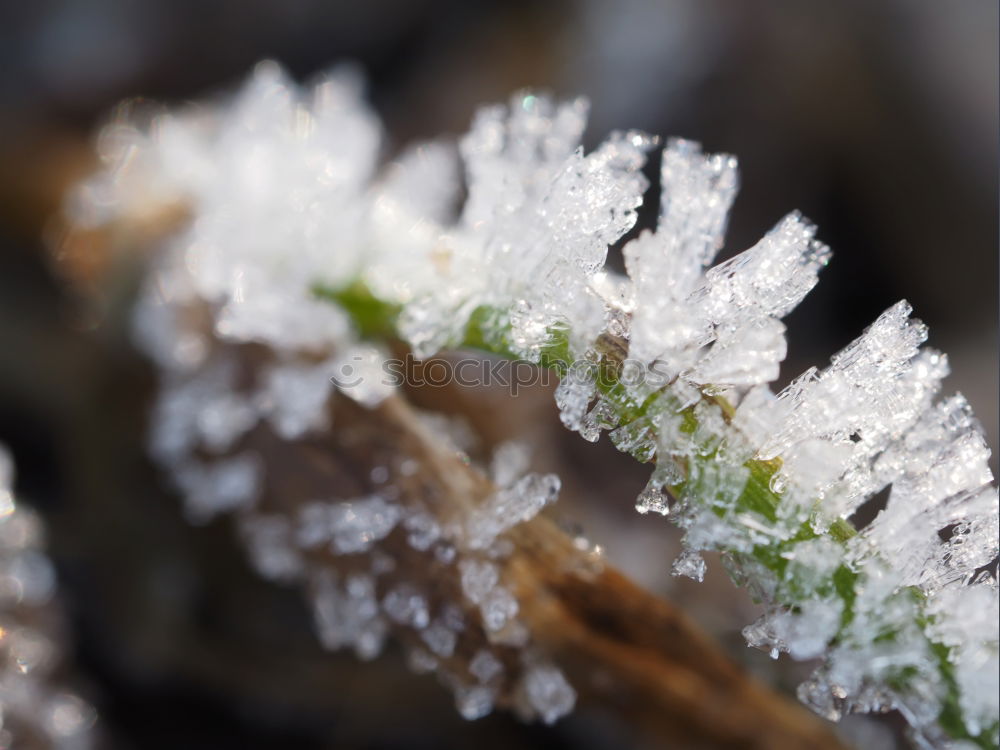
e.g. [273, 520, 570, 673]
[68, 62, 998, 749]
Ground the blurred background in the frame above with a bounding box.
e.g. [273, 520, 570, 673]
[0, 1, 996, 748]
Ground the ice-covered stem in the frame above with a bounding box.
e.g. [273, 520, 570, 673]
[314, 282, 997, 749]
[314, 281, 852, 542]
[64, 64, 997, 747]
[243, 386, 851, 749]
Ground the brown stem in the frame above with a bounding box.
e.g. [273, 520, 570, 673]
[290, 392, 852, 750]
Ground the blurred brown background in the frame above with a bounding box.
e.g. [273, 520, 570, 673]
[0, 1, 996, 748]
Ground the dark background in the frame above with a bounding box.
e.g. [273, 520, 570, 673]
[0, 1, 996, 748]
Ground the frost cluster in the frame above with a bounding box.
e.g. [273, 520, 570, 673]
[238, 429, 570, 725]
[616, 140, 998, 747]
[0, 447, 97, 749]
[70, 63, 578, 726]
[69, 62, 998, 745]
[384, 97, 654, 360]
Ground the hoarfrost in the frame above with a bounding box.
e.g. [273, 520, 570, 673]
[297, 496, 402, 555]
[72, 60, 999, 742]
[469, 649, 504, 684]
[382, 583, 431, 629]
[455, 685, 495, 720]
[520, 664, 576, 725]
[465, 473, 560, 549]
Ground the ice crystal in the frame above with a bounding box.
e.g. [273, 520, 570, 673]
[469, 648, 504, 684]
[174, 453, 261, 523]
[297, 496, 402, 554]
[312, 571, 386, 660]
[421, 619, 458, 658]
[671, 549, 706, 582]
[455, 685, 496, 720]
[239, 515, 304, 582]
[459, 558, 500, 605]
[402, 510, 441, 551]
[259, 359, 336, 439]
[390, 96, 655, 360]
[624, 139, 828, 391]
[71, 61, 999, 745]
[519, 664, 577, 725]
[382, 583, 431, 629]
[465, 472, 561, 549]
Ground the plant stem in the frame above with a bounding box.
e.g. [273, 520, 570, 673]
[313, 280, 995, 749]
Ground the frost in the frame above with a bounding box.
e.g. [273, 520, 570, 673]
[85, 62, 377, 355]
[421, 618, 458, 658]
[312, 571, 386, 660]
[331, 345, 394, 407]
[760, 301, 938, 514]
[197, 393, 257, 452]
[458, 558, 520, 633]
[489, 441, 532, 488]
[480, 586, 519, 632]
[520, 664, 576, 725]
[926, 583, 1000, 737]
[635, 481, 670, 516]
[239, 515, 304, 582]
[465, 473, 560, 549]
[297, 496, 402, 555]
[395, 95, 655, 360]
[150, 356, 247, 464]
[382, 583, 430, 629]
[624, 139, 827, 392]
[625, 139, 738, 367]
[671, 549, 706, 582]
[258, 359, 335, 439]
[554, 359, 599, 440]
[455, 685, 495, 720]
[469, 649, 504, 684]
[73, 61, 999, 742]
[769, 598, 843, 661]
[175, 453, 261, 522]
[699, 211, 830, 321]
[403, 510, 441, 551]
[867, 437, 996, 588]
[459, 559, 499, 605]
[407, 647, 437, 674]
